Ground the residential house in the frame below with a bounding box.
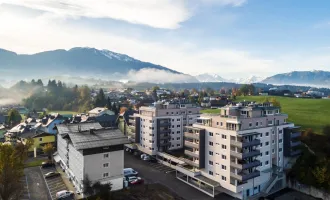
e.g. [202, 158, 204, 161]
[19, 132, 55, 152]
[88, 107, 115, 117]
[55, 122, 129, 194]
[35, 113, 64, 134]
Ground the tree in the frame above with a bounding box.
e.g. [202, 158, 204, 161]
[94, 89, 107, 107]
[239, 84, 250, 96]
[83, 175, 94, 197]
[0, 144, 29, 200]
[92, 181, 112, 200]
[106, 97, 112, 111]
[323, 125, 330, 137]
[151, 86, 160, 92]
[7, 109, 22, 127]
[43, 143, 54, 160]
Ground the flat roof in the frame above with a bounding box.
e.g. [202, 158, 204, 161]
[57, 122, 129, 150]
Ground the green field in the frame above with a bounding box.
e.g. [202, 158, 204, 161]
[49, 110, 79, 115]
[202, 96, 330, 134]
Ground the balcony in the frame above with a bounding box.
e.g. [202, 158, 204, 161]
[159, 135, 171, 140]
[231, 139, 260, 148]
[160, 129, 171, 134]
[290, 149, 302, 156]
[184, 150, 199, 158]
[129, 119, 135, 124]
[159, 121, 171, 127]
[183, 158, 200, 168]
[230, 160, 261, 170]
[230, 150, 260, 159]
[184, 132, 200, 140]
[159, 141, 171, 147]
[185, 141, 199, 149]
[291, 140, 301, 147]
[291, 132, 301, 138]
[230, 170, 260, 181]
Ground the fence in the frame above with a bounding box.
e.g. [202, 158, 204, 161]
[287, 178, 330, 200]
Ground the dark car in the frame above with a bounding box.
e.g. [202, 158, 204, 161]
[148, 156, 158, 163]
[41, 161, 55, 168]
[45, 172, 61, 179]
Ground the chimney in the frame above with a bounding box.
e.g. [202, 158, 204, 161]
[90, 127, 95, 134]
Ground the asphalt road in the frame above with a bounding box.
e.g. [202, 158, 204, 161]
[124, 151, 236, 200]
[24, 167, 52, 200]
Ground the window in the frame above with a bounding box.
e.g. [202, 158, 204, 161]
[260, 133, 263, 137]
[279, 130, 283, 134]
[216, 143, 220, 145]
[266, 142, 269, 146]
[222, 145, 227, 149]
[266, 132, 269, 136]
[256, 122, 259, 126]
[260, 143, 263, 147]
[216, 163, 219, 165]
[103, 163, 109, 168]
[177, 144, 180, 147]
[216, 133, 220, 136]
[177, 131, 180, 134]
[268, 120, 273, 125]
[209, 151, 213, 156]
[172, 138, 174, 140]
[221, 176, 227, 181]
[279, 157, 281, 162]
[177, 137, 180, 140]
[222, 155, 227, 159]
[249, 122, 252, 127]
[220, 122, 223, 126]
[209, 171, 213, 175]
[166, 112, 169, 115]
[209, 132, 214, 136]
[103, 153, 109, 158]
[260, 122, 263, 126]
[221, 165, 227, 170]
[216, 152, 220, 155]
[266, 151, 269, 155]
[171, 112, 174, 114]
[209, 142, 213, 146]
[177, 125, 180, 128]
[216, 122, 219, 125]
[177, 118, 180, 121]
[272, 140, 275, 144]
[279, 148, 283, 152]
[272, 149, 275, 154]
[272, 131, 275, 135]
[209, 161, 213, 165]
[222, 134, 227, 139]
[265, 161, 269, 165]
[39, 138, 42, 142]
[172, 145, 174, 147]
[279, 139, 283, 143]
[172, 119, 174, 122]
[216, 173, 220, 176]
[260, 153, 263, 156]
[103, 173, 109, 178]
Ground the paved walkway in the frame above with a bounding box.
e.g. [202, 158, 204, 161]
[56, 165, 83, 200]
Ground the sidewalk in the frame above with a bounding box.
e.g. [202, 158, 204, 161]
[56, 165, 83, 200]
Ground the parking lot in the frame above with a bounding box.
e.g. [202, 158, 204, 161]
[40, 166, 73, 200]
[124, 151, 235, 200]
[24, 167, 51, 200]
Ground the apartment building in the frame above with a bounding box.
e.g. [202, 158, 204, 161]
[128, 100, 201, 155]
[176, 101, 301, 199]
[55, 122, 129, 194]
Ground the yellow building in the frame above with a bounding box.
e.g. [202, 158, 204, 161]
[20, 132, 55, 152]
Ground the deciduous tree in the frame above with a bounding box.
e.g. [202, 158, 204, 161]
[43, 143, 54, 160]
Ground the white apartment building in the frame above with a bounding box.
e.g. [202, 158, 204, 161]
[128, 100, 201, 155]
[176, 101, 301, 199]
[55, 122, 129, 194]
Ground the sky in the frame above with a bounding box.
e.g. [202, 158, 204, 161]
[1, 0, 330, 79]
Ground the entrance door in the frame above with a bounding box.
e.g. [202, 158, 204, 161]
[246, 189, 250, 197]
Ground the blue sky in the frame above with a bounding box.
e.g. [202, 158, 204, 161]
[1, 0, 330, 79]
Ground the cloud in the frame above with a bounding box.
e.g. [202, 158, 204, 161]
[201, 0, 247, 7]
[2, 0, 191, 29]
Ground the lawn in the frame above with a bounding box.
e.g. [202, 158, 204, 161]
[24, 159, 47, 168]
[49, 110, 79, 115]
[202, 96, 330, 134]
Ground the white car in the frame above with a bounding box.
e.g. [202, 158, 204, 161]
[140, 154, 150, 161]
[123, 168, 138, 177]
[56, 190, 74, 199]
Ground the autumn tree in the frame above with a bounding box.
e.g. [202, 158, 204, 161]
[0, 143, 30, 200]
[94, 89, 107, 108]
[43, 143, 54, 160]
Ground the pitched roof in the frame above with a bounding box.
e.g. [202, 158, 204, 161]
[57, 122, 129, 150]
[88, 107, 107, 114]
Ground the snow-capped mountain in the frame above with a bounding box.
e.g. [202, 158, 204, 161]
[195, 73, 226, 82]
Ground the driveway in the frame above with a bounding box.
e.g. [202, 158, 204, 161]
[24, 167, 51, 200]
[124, 152, 235, 200]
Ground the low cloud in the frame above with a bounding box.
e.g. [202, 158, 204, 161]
[126, 68, 198, 83]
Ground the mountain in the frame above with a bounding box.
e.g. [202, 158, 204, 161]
[262, 70, 330, 87]
[195, 73, 226, 82]
[233, 76, 265, 84]
[0, 47, 198, 83]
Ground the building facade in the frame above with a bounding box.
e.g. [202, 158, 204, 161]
[176, 101, 301, 199]
[55, 122, 129, 194]
[129, 100, 201, 155]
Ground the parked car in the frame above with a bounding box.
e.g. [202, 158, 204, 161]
[123, 168, 138, 177]
[141, 154, 150, 161]
[45, 172, 60, 179]
[56, 190, 74, 199]
[127, 176, 144, 185]
[148, 156, 158, 163]
[41, 161, 55, 168]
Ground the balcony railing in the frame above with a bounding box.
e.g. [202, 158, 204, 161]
[159, 141, 171, 147]
[184, 150, 199, 158]
[230, 150, 260, 159]
[159, 135, 171, 140]
[290, 141, 301, 147]
[230, 170, 260, 181]
[184, 141, 199, 149]
[230, 160, 261, 170]
[159, 122, 171, 127]
[159, 129, 171, 134]
[183, 158, 199, 168]
[291, 132, 301, 138]
[231, 139, 260, 148]
[184, 132, 200, 140]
